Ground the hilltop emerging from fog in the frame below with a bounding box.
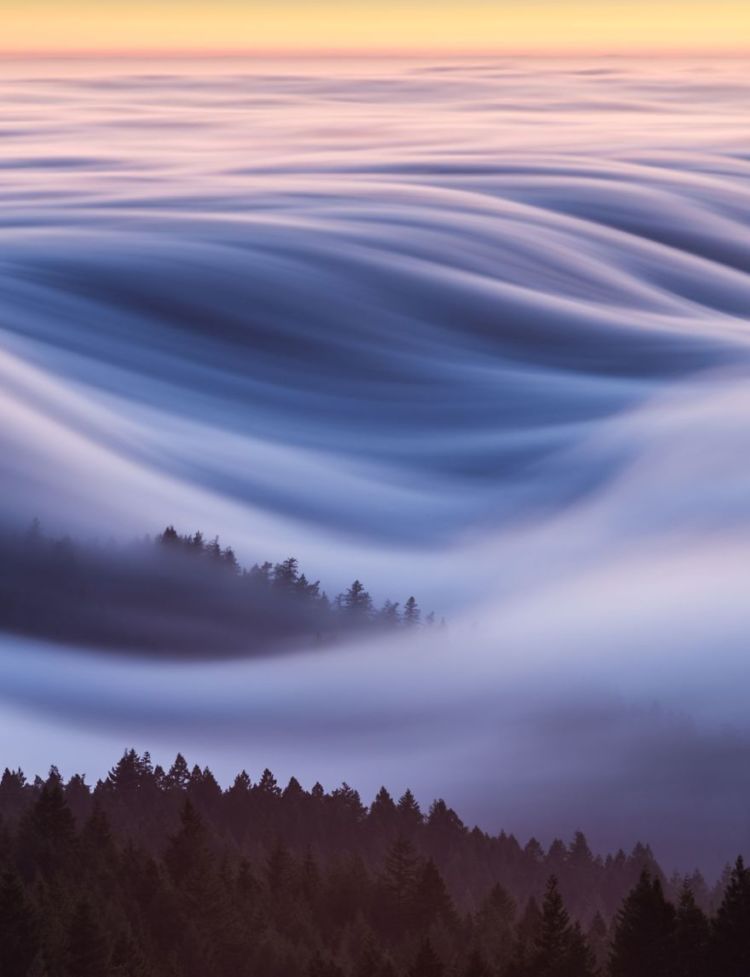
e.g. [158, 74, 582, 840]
[0, 522, 434, 658]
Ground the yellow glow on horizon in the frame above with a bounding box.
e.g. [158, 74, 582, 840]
[0, 1, 748, 54]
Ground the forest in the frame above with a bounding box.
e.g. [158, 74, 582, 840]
[0, 750, 747, 977]
[0, 523, 433, 657]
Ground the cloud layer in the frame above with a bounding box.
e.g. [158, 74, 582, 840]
[1, 58, 749, 871]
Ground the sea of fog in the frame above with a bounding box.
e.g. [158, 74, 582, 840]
[1, 57, 749, 872]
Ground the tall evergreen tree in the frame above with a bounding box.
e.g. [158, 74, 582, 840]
[0, 869, 39, 977]
[712, 856, 750, 977]
[341, 580, 373, 617]
[413, 858, 456, 931]
[63, 899, 110, 977]
[396, 789, 423, 835]
[610, 871, 675, 977]
[380, 836, 419, 936]
[165, 753, 191, 791]
[535, 876, 574, 972]
[17, 781, 76, 879]
[408, 939, 443, 977]
[673, 883, 710, 977]
[369, 787, 398, 834]
[382, 836, 418, 913]
[403, 596, 420, 627]
[164, 798, 211, 889]
[526, 876, 597, 977]
[464, 948, 491, 977]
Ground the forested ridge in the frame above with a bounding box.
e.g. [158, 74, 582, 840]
[0, 750, 747, 977]
[0, 523, 434, 657]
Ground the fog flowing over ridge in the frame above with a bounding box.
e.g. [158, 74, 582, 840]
[1, 57, 750, 872]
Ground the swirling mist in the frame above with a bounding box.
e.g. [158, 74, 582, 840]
[1, 56, 749, 870]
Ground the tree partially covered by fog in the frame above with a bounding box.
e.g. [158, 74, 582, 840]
[0, 750, 746, 977]
[0, 522, 435, 657]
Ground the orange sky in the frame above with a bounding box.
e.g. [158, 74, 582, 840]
[0, 1, 748, 54]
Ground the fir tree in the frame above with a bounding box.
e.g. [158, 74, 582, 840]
[610, 871, 675, 977]
[413, 858, 456, 931]
[403, 596, 420, 627]
[464, 948, 491, 977]
[382, 836, 419, 913]
[18, 780, 76, 879]
[712, 856, 750, 977]
[164, 798, 211, 889]
[408, 939, 443, 977]
[63, 899, 110, 977]
[673, 883, 710, 977]
[0, 869, 39, 977]
[341, 580, 373, 617]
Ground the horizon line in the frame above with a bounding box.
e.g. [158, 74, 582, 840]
[2, 46, 749, 59]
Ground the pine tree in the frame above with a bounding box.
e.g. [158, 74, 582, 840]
[464, 948, 491, 977]
[352, 932, 387, 977]
[107, 749, 144, 794]
[369, 787, 398, 833]
[403, 596, 420, 627]
[378, 601, 401, 628]
[673, 883, 710, 977]
[164, 798, 211, 889]
[341, 580, 373, 617]
[528, 876, 597, 977]
[586, 911, 608, 972]
[565, 922, 598, 977]
[610, 871, 675, 977]
[274, 557, 299, 589]
[509, 897, 542, 976]
[64, 899, 110, 977]
[408, 939, 443, 977]
[18, 780, 76, 878]
[413, 858, 456, 931]
[476, 882, 516, 973]
[0, 869, 39, 977]
[165, 753, 191, 791]
[80, 802, 116, 874]
[266, 839, 292, 897]
[535, 876, 573, 971]
[383, 836, 418, 913]
[712, 856, 750, 977]
[396, 789, 423, 834]
[256, 768, 281, 797]
[160, 525, 179, 546]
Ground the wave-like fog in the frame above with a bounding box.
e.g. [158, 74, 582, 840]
[1, 57, 749, 870]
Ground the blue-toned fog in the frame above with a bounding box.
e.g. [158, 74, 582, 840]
[1, 57, 749, 871]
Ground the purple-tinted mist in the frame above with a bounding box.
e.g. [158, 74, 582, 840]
[1, 57, 749, 873]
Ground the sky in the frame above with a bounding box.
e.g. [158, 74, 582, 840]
[0, 0, 748, 54]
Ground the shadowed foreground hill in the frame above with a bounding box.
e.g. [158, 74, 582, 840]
[0, 523, 433, 658]
[0, 750, 747, 977]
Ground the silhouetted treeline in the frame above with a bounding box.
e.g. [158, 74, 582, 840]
[1, 750, 747, 977]
[0, 522, 436, 657]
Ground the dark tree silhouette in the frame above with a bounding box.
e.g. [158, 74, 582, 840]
[407, 939, 443, 977]
[712, 856, 750, 977]
[0, 748, 743, 977]
[64, 899, 110, 977]
[0, 522, 434, 658]
[672, 882, 711, 977]
[0, 869, 39, 977]
[403, 596, 420, 627]
[609, 870, 675, 977]
[517, 875, 597, 977]
[341, 579, 373, 618]
[464, 948, 491, 977]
